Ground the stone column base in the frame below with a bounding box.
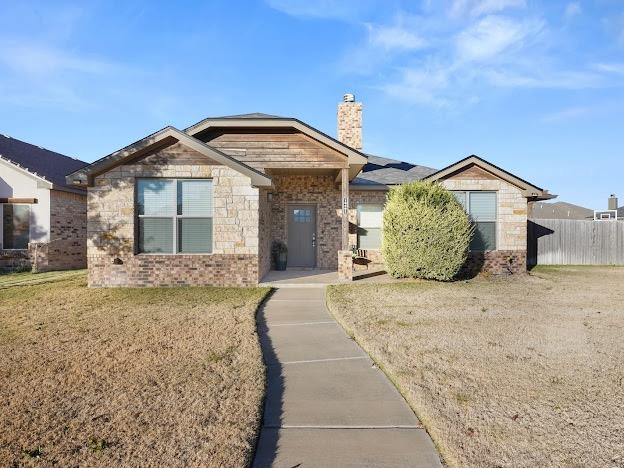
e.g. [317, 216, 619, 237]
[338, 250, 353, 281]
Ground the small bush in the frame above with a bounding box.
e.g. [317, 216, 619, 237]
[382, 182, 473, 280]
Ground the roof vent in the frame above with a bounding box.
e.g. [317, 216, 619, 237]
[343, 93, 355, 103]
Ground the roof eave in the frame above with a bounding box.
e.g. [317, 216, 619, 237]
[66, 127, 273, 188]
[185, 117, 369, 177]
[424, 155, 552, 200]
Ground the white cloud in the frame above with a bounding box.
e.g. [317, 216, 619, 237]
[564, 2, 582, 19]
[0, 41, 120, 77]
[593, 63, 624, 75]
[367, 24, 428, 50]
[485, 69, 604, 89]
[455, 15, 543, 63]
[450, 0, 526, 18]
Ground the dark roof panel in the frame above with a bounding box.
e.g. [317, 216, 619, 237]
[0, 134, 88, 190]
[352, 153, 437, 186]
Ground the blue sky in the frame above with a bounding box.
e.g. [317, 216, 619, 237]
[0, 0, 622, 209]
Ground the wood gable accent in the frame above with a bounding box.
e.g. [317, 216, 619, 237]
[424, 155, 554, 200]
[442, 163, 498, 181]
[133, 141, 222, 166]
[202, 129, 348, 172]
[66, 127, 273, 188]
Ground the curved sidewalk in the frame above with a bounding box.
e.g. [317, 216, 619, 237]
[253, 287, 442, 467]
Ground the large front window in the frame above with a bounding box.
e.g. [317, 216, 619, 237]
[2, 204, 30, 250]
[357, 204, 383, 249]
[137, 179, 213, 254]
[453, 191, 497, 251]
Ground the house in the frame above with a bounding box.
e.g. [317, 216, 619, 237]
[529, 201, 593, 220]
[0, 135, 88, 272]
[67, 95, 553, 287]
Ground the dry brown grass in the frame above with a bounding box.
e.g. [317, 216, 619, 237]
[327, 266, 624, 468]
[0, 272, 270, 467]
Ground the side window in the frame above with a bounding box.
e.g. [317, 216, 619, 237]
[357, 205, 383, 249]
[453, 191, 497, 251]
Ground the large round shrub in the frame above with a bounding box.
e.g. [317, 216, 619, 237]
[382, 181, 473, 280]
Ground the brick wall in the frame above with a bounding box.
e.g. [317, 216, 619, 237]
[337, 101, 363, 150]
[40, 190, 87, 271]
[87, 142, 260, 287]
[269, 175, 341, 269]
[258, 187, 272, 281]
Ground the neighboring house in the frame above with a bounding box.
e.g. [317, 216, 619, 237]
[67, 95, 553, 287]
[529, 201, 594, 220]
[0, 135, 88, 272]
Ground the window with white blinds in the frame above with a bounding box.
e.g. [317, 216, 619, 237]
[357, 205, 383, 249]
[137, 179, 213, 254]
[453, 191, 497, 251]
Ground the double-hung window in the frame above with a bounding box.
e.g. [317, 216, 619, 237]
[137, 179, 213, 254]
[357, 205, 383, 249]
[453, 191, 497, 251]
[1, 204, 30, 250]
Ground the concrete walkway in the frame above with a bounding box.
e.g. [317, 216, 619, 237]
[253, 287, 442, 467]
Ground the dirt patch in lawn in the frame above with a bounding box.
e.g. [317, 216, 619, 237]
[327, 267, 624, 468]
[0, 272, 270, 467]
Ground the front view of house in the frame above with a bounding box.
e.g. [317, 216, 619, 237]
[67, 95, 553, 287]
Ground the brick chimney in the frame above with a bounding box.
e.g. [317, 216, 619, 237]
[608, 194, 618, 210]
[337, 93, 362, 150]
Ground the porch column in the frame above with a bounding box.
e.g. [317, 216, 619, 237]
[341, 167, 349, 250]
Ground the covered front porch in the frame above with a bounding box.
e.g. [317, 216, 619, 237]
[259, 166, 354, 281]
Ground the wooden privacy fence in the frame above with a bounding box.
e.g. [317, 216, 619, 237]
[528, 219, 624, 266]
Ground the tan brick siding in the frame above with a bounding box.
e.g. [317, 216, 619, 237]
[86, 142, 260, 287]
[258, 188, 272, 281]
[337, 101, 363, 150]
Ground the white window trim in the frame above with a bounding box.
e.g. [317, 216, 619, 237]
[357, 204, 384, 250]
[136, 178, 214, 255]
[453, 191, 498, 251]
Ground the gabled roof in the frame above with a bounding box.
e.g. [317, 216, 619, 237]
[0, 134, 88, 193]
[212, 112, 286, 119]
[351, 154, 437, 189]
[66, 127, 273, 188]
[423, 155, 554, 200]
[185, 115, 368, 179]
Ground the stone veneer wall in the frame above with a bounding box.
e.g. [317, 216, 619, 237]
[269, 175, 342, 269]
[87, 142, 260, 287]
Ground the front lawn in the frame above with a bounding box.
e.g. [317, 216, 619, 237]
[327, 266, 624, 468]
[0, 271, 270, 467]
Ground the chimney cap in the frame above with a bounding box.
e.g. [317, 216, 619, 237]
[343, 93, 355, 103]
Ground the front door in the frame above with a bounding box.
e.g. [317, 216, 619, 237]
[287, 205, 316, 267]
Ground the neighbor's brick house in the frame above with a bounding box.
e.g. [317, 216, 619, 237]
[67, 95, 553, 287]
[0, 135, 88, 273]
